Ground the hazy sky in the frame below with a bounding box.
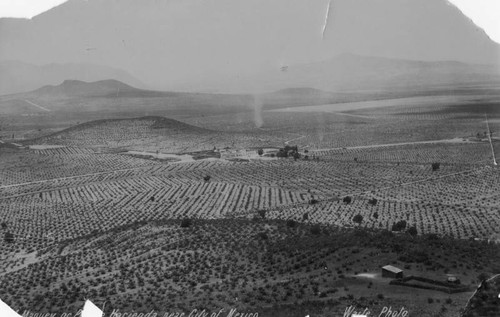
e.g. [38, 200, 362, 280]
[0, 0, 498, 43]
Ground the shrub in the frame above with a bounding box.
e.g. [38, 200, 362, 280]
[310, 225, 321, 235]
[286, 220, 297, 228]
[258, 209, 266, 219]
[257, 232, 268, 240]
[180, 218, 192, 228]
[368, 198, 378, 206]
[477, 272, 490, 281]
[407, 226, 418, 236]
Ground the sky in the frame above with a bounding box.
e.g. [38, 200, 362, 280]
[0, 0, 499, 43]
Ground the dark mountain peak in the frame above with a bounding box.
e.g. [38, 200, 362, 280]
[35, 79, 138, 97]
[60, 79, 85, 86]
[0, 60, 145, 95]
[61, 78, 133, 89]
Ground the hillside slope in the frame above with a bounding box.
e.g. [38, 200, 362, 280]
[24, 116, 214, 149]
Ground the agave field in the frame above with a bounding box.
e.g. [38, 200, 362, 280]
[0, 108, 499, 317]
[1, 141, 498, 257]
[312, 141, 494, 165]
[1, 219, 499, 316]
[0, 148, 160, 186]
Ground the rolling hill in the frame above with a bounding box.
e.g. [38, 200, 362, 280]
[0, 60, 145, 96]
[34, 79, 142, 97]
[0, 78, 383, 115]
[24, 116, 213, 148]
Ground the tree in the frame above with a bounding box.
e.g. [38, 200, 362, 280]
[352, 214, 363, 226]
[203, 175, 211, 182]
[258, 209, 266, 219]
[343, 196, 352, 204]
[373, 212, 379, 219]
[257, 149, 264, 156]
[4, 231, 14, 243]
[391, 220, 407, 232]
[0, 222, 7, 230]
[276, 150, 288, 158]
[432, 163, 440, 171]
[302, 213, 309, 221]
[368, 198, 378, 206]
[308, 199, 318, 205]
[286, 219, 297, 228]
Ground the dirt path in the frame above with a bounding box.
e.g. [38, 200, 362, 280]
[0, 139, 23, 147]
[310, 138, 471, 152]
[329, 112, 375, 119]
[0, 166, 147, 190]
[284, 134, 306, 145]
[23, 99, 51, 112]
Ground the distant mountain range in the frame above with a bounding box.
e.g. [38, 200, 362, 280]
[179, 53, 500, 93]
[2, 54, 499, 97]
[0, 78, 405, 115]
[0, 61, 145, 96]
[2, 77, 498, 117]
[0, 0, 499, 93]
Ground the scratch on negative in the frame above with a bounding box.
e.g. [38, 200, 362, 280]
[322, 0, 333, 39]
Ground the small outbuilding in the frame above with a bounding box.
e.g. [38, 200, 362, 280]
[382, 265, 403, 279]
[446, 274, 461, 284]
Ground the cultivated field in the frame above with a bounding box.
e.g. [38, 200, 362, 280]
[1, 89, 500, 316]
